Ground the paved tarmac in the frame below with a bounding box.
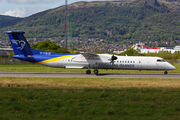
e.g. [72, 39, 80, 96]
[0, 72, 179, 78]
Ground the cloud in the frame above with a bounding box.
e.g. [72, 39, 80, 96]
[3, 7, 53, 17]
[0, 0, 59, 4]
[3, 8, 26, 17]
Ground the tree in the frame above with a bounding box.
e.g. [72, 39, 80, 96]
[8, 52, 15, 58]
[31, 41, 70, 53]
[121, 47, 144, 56]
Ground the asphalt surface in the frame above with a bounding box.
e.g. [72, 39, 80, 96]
[0, 72, 179, 78]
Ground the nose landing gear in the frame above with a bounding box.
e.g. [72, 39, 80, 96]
[164, 71, 168, 75]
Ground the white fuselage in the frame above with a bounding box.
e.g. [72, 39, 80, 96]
[40, 54, 175, 71]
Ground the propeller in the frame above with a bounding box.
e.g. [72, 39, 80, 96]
[110, 54, 117, 66]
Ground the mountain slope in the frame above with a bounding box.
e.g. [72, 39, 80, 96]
[1, 0, 180, 45]
[0, 15, 22, 29]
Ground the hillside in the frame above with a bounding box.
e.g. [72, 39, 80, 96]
[1, 0, 180, 46]
[0, 15, 22, 29]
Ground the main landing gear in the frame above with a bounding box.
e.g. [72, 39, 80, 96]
[164, 71, 168, 75]
[86, 69, 99, 75]
[94, 69, 98, 75]
[86, 70, 91, 74]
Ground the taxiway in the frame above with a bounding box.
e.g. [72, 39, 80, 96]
[0, 72, 179, 78]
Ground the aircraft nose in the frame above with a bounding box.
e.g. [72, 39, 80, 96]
[172, 66, 176, 70]
[167, 63, 176, 70]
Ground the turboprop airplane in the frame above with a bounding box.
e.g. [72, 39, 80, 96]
[6, 30, 175, 75]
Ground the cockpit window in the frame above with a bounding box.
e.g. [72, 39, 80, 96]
[157, 59, 166, 62]
[157, 59, 161, 62]
[162, 59, 166, 62]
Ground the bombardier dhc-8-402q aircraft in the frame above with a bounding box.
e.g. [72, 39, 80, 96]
[6, 31, 175, 75]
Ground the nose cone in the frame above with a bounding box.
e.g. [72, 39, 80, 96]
[167, 63, 176, 70]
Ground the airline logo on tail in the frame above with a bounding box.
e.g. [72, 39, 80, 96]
[11, 39, 26, 50]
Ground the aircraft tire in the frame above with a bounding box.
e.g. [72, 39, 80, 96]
[164, 71, 168, 75]
[94, 70, 98, 75]
[86, 70, 91, 74]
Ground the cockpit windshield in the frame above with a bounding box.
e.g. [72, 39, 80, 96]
[157, 59, 166, 62]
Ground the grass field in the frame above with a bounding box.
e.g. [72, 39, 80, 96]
[0, 63, 179, 119]
[0, 64, 180, 73]
[1, 77, 180, 119]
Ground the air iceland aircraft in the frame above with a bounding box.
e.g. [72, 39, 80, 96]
[6, 30, 175, 75]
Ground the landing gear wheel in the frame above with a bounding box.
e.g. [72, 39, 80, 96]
[164, 71, 168, 75]
[86, 70, 91, 74]
[94, 70, 99, 75]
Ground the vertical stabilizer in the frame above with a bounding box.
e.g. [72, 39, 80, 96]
[6, 31, 33, 56]
[6, 31, 36, 62]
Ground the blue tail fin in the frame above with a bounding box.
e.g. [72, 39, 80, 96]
[6, 31, 37, 62]
[6, 31, 33, 56]
[6, 30, 64, 63]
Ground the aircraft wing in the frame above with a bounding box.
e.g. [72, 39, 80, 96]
[81, 52, 99, 58]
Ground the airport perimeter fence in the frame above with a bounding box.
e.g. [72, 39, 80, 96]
[0, 58, 32, 64]
[0, 58, 179, 65]
[167, 59, 180, 65]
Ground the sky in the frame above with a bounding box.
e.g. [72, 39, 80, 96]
[0, 0, 105, 18]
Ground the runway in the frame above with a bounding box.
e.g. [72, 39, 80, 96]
[0, 72, 179, 78]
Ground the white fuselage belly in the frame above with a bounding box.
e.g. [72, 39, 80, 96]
[40, 54, 175, 71]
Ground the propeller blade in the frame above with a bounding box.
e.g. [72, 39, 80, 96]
[111, 55, 117, 61]
[110, 54, 117, 66]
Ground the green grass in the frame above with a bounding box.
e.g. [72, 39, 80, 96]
[1, 77, 180, 119]
[0, 63, 179, 73]
[1, 88, 180, 119]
